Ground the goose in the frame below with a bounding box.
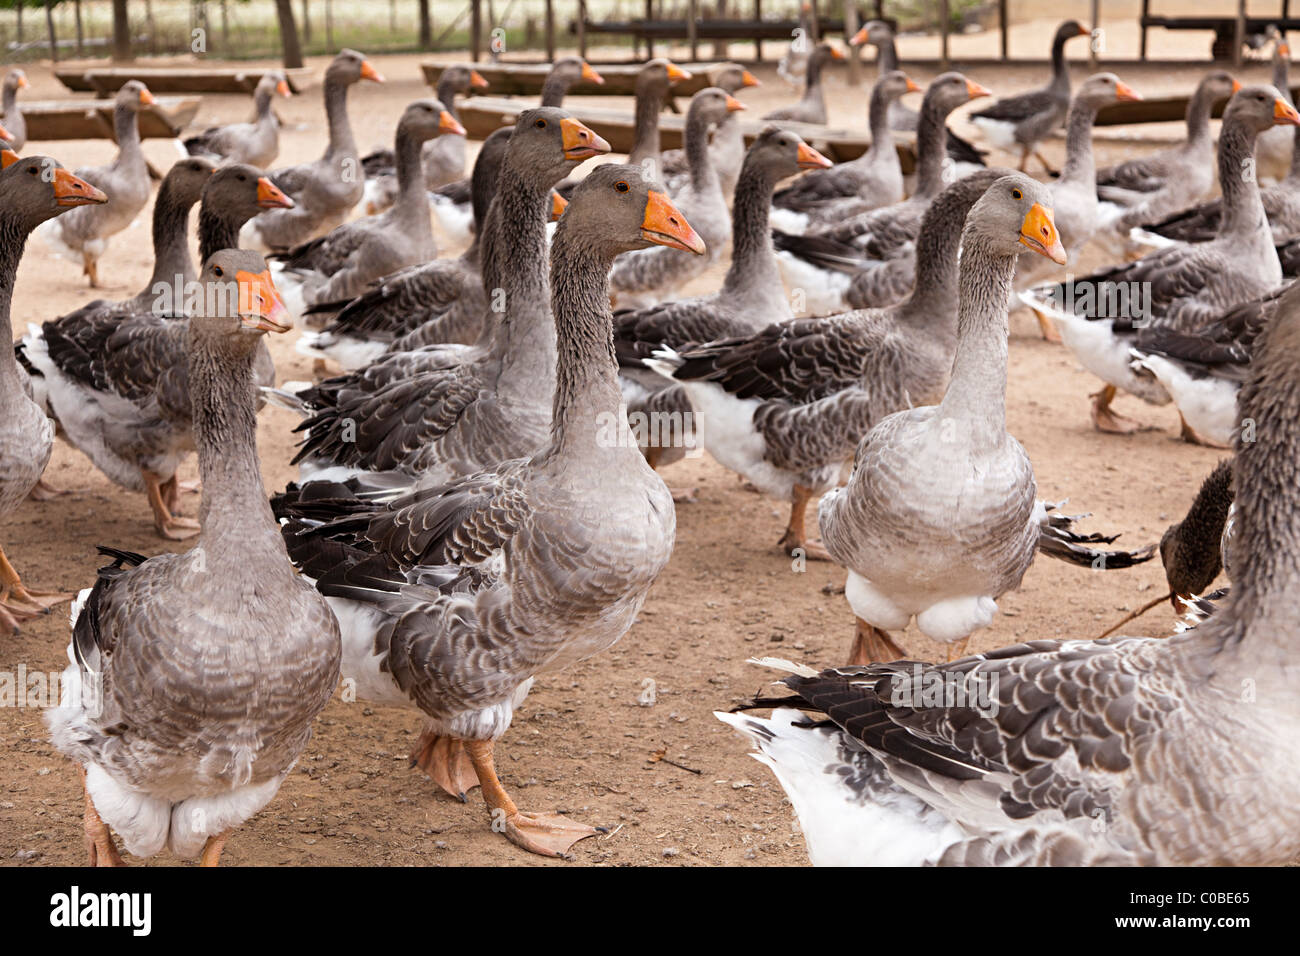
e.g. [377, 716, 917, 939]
[359, 64, 487, 216]
[649, 170, 1009, 558]
[271, 165, 699, 858]
[1022, 86, 1299, 439]
[37, 81, 156, 287]
[610, 87, 744, 309]
[282, 109, 611, 485]
[19, 163, 295, 539]
[816, 174, 1153, 665]
[240, 49, 384, 253]
[0, 156, 106, 633]
[769, 70, 919, 236]
[1126, 278, 1283, 448]
[612, 128, 832, 480]
[763, 42, 844, 126]
[46, 249, 341, 867]
[269, 99, 466, 325]
[629, 58, 693, 173]
[413, 58, 606, 244]
[1012, 73, 1144, 342]
[1091, 71, 1239, 258]
[29, 157, 216, 328]
[850, 20, 987, 172]
[1255, 26, 1294, 182]
[659, 63, 761, 200]
[718, 284, 1300, 867]
[969, 20, 1091, 173]
[1131, 123, 1300, 250]
[772, 72, 991, 315]
[1159, 459, 1233, 614]
[183, 71, 291, 169]
[294, 126, 515, 370]
[777, 2, 818, 87]
[1, 69, 27, 151]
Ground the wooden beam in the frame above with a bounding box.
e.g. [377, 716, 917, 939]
[940, 0, 950, 69]
[844, 0, 861, 86]
[470, 0, 482, 62]
[1000, 0, 1009, 59]
[1140, 0, 1150, 60]
[754, 0, 761, 61]
[578, 0, 587, 58]
[545, 0, 556, 61]
[1233, 0, 1246, 68]
[688, 0, 699, 61]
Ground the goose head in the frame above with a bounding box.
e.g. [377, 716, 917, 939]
[639, 58, 692, 95]
[202, 163, 293, 224]
[688, 86, 747, 127]
[745, 125, 832, 182]
[810, 42, 847, 69]
[1075, 72, 1143, 109]
[0, 155, 106, 229]
[192, 249, 291, 342]
[260, 70, 292, 99]
[1198, 70, 1242, 103]
[164, 156, 217, 204]
[399, 98, 467, 146]
[510, 107, 611, 180]
[3, 69, 27, 97]
[1224, 84, 1300, 133]
[330, 49, 385, 85]
[441, 64, 490, 95]
[877, 70, 923, 103]
[560, 164, 705, 258]
[1056, 20, 1092, 45]
[715, 64, 761, 94]
[966, 173, 1066, 264]
[850, 20, 894, 48]
[117, 80, 155, 112]
[923, 72, 993, 117]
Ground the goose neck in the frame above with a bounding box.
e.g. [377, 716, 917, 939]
[1216, 118, 1267, 236]
[323, 74, 358, 160]
[914, 100, 951, 197]
[684, 105, 719, 192]
[114, 102, 144, 160]
[147, 182, 198, 292]
[0, 220, 24, 393]
[876, 37, 900, 74]
[197, 206, 243, 264]
[722, 160, 786, 304]
[1059, 97, 1101, 185]
[630, 79, 665, 167]
[1186, 84, 1220, 144]
[866, 84, 896, 153]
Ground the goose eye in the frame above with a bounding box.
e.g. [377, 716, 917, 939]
[535, 119, 547, 129]
[615, 181, 630, 193]
[1011, 188, 1023, 200]
[213, 266, 223, 277]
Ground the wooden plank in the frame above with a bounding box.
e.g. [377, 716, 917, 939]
[54, 66, 313, 97]
[20, 95, 202, 140]
[1091, 86, 1282, 126]
[455, 96, 916, 172]
[421, 60, 733, 97]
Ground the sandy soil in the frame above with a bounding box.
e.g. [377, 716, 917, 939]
[0, 46, 1255, 867]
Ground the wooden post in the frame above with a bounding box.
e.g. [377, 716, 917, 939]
[1234, 0, 1245, 68]
[1140, 0, 1149, 61]
[688, 0, 699, 62]
[577, 0, 587, 59]
[646, 0, 655, 60]
[711, 0, 729, 61]
[999, 0, 1008, 60]
[471, 0, 482, 62]
[44, 0, 58, 63]
[300, 0, 311, 43]
[545, 0, 555, 61]
[74, 0, 85, 57]
[111, 0, 131, 61]
[939, 0, 950, 70]
[324, 0, 333, 51]
[845, 0, 861, 87]
[1090, 0, 1099, 65]
[754, 0, 762, 61]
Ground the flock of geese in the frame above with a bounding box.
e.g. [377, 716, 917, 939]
[1, 17, 1298, 867]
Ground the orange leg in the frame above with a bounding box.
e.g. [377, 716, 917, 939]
[1090, 385, 1145, 435]
[199, 830, 230, 867]
[777, 485, 832, 561]
[464, 739, 605, 859]
[142, 469, 200, 540]
[79, 766, 125, 867]
[847, 616, 908, 665]
[0, 543, 73, 628]
[410, 728, 480, 802]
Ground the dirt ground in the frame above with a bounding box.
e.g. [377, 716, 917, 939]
[0, 41, 1272, 866]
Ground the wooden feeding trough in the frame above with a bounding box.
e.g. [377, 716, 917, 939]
[20, 96, 202, 141]
[420, 60, 733, 99]
[54, 66, 314, 98]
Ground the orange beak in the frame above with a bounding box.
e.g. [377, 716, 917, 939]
[724, 93, 746, 112]
[1231, 78, 1242, 93]
[666, 62, 693, 83]
[641, 189, 706, 255]
[550, 191, 568, 222]
[1282, 43, 1292, 58]
[581, 61, 606, 85]
[235, 269, 292, 333]
[560, 117, 611, 159]
[53, 167, 108, 207]
[829, 46, 847, 61]
[796, 141, 833, 170]
[469, 70, 489, 89]
[1114, 80, 1143, 103]
[1077, 24, 1091, 36]
[1274, 97, 1300, 126]
[276, 79, 292, 97]
[360, 60, 385, 83]
[1, 148, 18, 168]
[903, 74, 922, 94]
[0, 123, 11, 144]
[439, 110, 467, 136]
[850, 25, 870, 46]
[740, 70, 761, 88]
[966, 78, 992, 100]
[16, 75, 28, 90]
[1020, 203, 1067, 265]
[138, 86, 156, 106]
[256, 176, 294, 209]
